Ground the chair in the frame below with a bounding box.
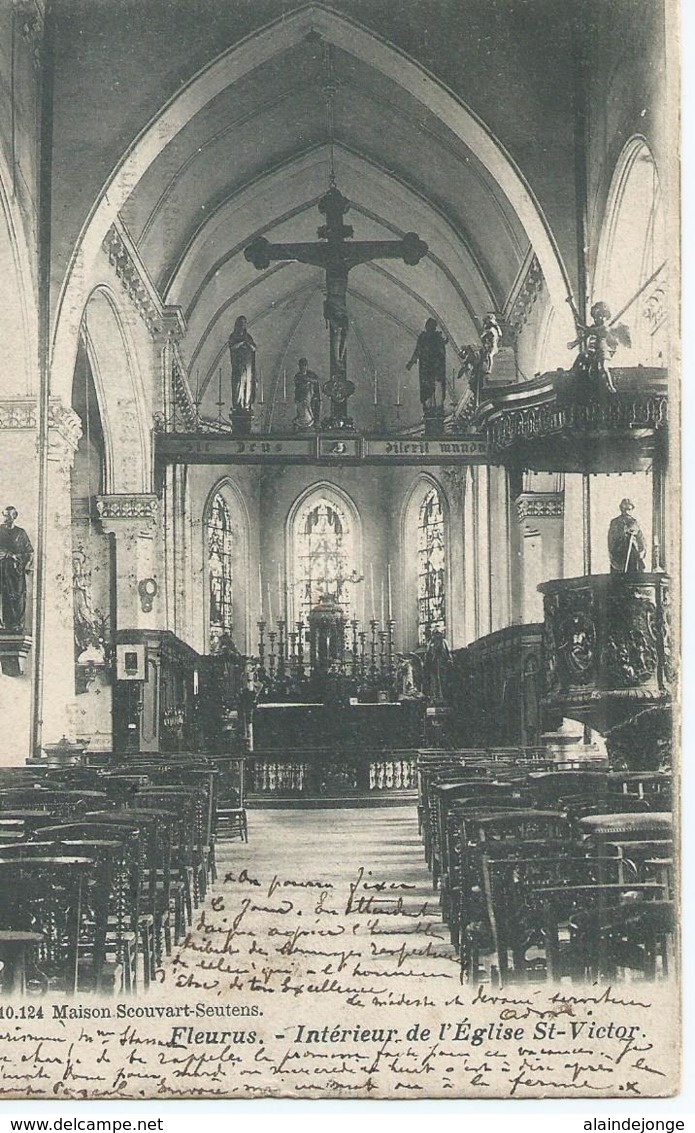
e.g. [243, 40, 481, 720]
[31, 823, 142, 993]
[454, 809, 572, 977]
[133, 787, 209, 906]
[83, 809, 178, 980]
[0, 788, 112, 818]
[0, 858, 93, 994]
[480, 853, 628, 985]
[433, 779, 527, 890]
[578, 812, 673, 841]
[0, 932, 45, 994]
[530, 882, 667, 981]
[0, 841, 119, 992]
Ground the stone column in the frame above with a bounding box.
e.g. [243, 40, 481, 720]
[40, 404, 84, 747]
[473, 466, 491, 638]
[515, 490, 564, 623]
[96, 494, 160, 631]
[0, 400, 83, 758]
[651, 439, 668, 571]
[489, 465, 512, 632]
[462, 466, 477, 645]
[0, 400, 41, 761]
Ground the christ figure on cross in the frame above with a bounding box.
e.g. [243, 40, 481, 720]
[244, 186, 428, 428]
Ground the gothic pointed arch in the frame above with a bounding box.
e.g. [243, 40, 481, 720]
[79, 285, 150, 493]
[0, 159, 37, 398]
[400, 472, 452, 651]
[202, 476, 251, 654]
[286, 481, 362, 626]
[593, 137, 667, 366]
[51, 3, 575, 405]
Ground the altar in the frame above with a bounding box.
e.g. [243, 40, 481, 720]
[253, 699, 424, 751]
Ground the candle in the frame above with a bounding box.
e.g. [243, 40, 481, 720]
[396, 374, 401, 407]
[283, 368, 287, 401]
[370, 563, 375, 620]
[267, 581, 273, 625]
[258, 563, 263, 617]
[387, 562, 393, 621]
[380, 579, 385, 626]
[278, 562, 282, 616]
[373, 370, 378, 405]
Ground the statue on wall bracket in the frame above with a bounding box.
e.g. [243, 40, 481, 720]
[406, 317, 448, 437]
[292, 358, 322, 431]
[0, 507, 33, 634]
[0, 506, 34, 676]
[228, 314, 257, 436]
[453, 313, 502, 423]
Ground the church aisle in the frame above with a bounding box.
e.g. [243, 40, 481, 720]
[174, 806, 459, 1007]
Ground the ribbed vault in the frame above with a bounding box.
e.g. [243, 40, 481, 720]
[52, 4, 575, 412]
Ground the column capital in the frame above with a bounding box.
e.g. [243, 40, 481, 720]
[96, 494, 159, 525]
[0, 397, 82, 450]
[516, 491, 564, 523]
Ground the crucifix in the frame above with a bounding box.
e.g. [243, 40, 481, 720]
[244, 186, 428, 429]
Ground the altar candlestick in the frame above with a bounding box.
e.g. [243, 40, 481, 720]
[370, 563, 375, 621]
[387, 562, 393, 621]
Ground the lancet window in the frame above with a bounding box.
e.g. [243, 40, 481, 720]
[417, 486, 446, 643]
[208, 493, 234, 650]
[293, 496, 355, 622]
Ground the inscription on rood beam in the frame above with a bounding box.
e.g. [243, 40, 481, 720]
[155, 433, 488, 463]
[365, 438, 487, 461]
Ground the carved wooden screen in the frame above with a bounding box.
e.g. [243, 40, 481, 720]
[417, 486, 446, 644]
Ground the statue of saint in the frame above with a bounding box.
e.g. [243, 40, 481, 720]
[608, 498, 647, 573]
[568, 300, 631, 395]
[0, 507, 33, 632]
[406, 317, 448, 411]
[397, 653, 422, 699]
[423, 626, 452, 704]
[228, 315, 257, 412]
[454, 313, 502, 420]
[293, 358, 321, 430]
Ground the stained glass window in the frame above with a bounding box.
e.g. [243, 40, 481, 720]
[208, 493, 233, 651]
[293, 496, 354, 621]
[417, 486, 446, 644]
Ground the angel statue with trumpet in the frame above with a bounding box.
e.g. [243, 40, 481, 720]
[567, 299, 631, 395]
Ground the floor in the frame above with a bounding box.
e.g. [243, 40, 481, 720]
[121, 807, 676, 1098]
[176, 806, 459, 1003]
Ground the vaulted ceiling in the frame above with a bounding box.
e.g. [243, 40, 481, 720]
[140, 38, 530, 426]
[52, 0, 583, 426]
